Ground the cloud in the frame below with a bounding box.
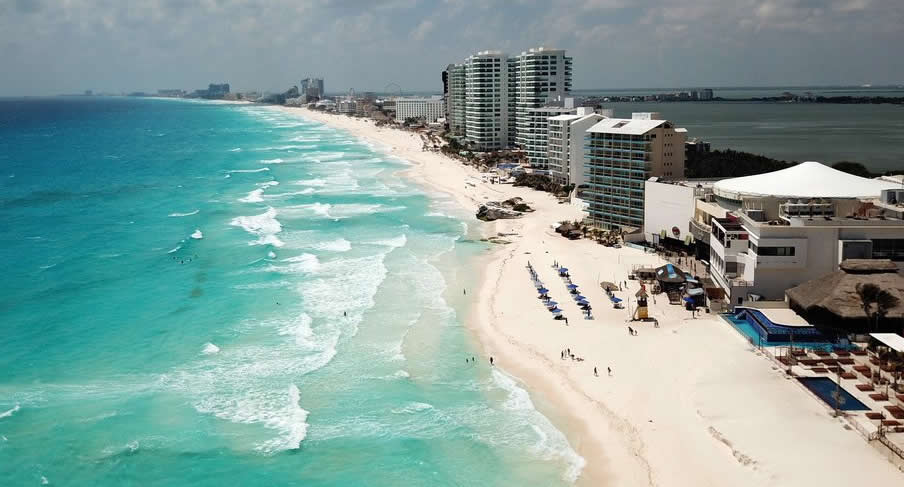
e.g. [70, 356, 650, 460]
[410, 19, 434, 41]
[0, 0, 901, 95]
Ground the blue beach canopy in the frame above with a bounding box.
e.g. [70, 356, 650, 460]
[574, 294, 586, 300]
[566, 284, 578, 289]
[683, 296, 695, 303]
[611, 297, 623, 303]
[550, 308, 562, 313]
[537, 288, 549, 294]
[559, 267, 568, 272]
[546, 301, 558, 307]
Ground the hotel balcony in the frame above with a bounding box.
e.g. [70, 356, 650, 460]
[688, 219, 711, 241]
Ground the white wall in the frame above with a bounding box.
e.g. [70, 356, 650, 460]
[643, 180, 696, 243]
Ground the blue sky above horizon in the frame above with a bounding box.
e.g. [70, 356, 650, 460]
[1, 0, 902, 95]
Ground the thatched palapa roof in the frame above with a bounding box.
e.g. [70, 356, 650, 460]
[786, 259, 904, 321]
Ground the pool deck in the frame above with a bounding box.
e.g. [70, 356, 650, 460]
[751, 307, 812, 327]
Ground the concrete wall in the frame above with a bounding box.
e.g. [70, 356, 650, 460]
[643, 180, 696, 243]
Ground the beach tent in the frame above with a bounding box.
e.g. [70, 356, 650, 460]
[537, 288, 549, 294]
[559, 267, 569, 273]
[546, 301, 558, 307]
[611, 297, 623, 303]
[550, 308, 562, 314]
[567, 284, 579, 289]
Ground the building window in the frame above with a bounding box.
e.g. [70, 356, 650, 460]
[752, 245, 795, 256]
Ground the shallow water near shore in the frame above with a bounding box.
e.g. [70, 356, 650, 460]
[0, 98, 582, 485]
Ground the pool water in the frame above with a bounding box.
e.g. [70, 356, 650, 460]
[721, 314, 846, 351]
[797, 377, 870, 411]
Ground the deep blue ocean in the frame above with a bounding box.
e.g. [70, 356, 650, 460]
[0, 98, 582, 486]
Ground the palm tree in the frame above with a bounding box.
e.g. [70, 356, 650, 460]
[876, 289, 901, 331]
[856, 283, 901, 332]
[856, 283, 881, 330]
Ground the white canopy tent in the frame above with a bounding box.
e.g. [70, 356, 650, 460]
[713, 161, 899, 200]
[869, 333, 904, 353]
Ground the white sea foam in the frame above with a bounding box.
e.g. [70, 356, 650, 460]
[266, 253, 320, 274]
[229, 207, 284, 247]
[266, 188, 316, 198]
[391, 402, 432, 414]
[202, 343, 220, 355]
[0, 404, 20, 419]
[309, 238, 351, 252]
[366, 234, 407, 249]
[227, 168, 270, 174]
[191, 229, 203, 240]
[239, 188, 265, 203]
[491, 370, 586, 482]
[169, 209, 199, 217]
[229, 147, 242, 152]
[295, 178, 326, 187]
[268, 251, 277, 259]
[167, 245, 182, 254]
[260, 158, 284, 164]
[259, 181, 279, 188]
[41, 476, 48, 485]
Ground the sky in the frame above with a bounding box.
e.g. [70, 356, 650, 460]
[1, 0, 902, 96]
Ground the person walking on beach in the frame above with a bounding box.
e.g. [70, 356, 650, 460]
[627, 326, 632, 335]
[463, 288, 466, 295]
[594, 367, 598, 377]
[489, 356, 494, 366]
[608, 366, 612, 376]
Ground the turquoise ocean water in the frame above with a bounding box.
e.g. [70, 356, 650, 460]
[0, 98, 582, 485]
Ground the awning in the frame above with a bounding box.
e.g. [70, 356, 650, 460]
[537, 288, 549, 294]
[686, 287, 704, 296]
[559, 268, 569, 272]
[683, 297, 695, 303]
[611, 297, 622, 303]
[566, 284, 579, 289]
[870, 333, 904, 353]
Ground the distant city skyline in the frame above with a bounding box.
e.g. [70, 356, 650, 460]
[1, 0, 902, 96]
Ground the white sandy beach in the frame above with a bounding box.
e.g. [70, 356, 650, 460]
[288, 107, 904, 486]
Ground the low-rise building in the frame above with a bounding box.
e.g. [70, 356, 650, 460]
[707, 162, 904, 306]
[394, 97, 445, 123]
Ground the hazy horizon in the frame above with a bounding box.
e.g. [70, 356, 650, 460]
[2, 0, 902, 96]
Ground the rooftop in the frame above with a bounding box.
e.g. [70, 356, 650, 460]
[714, 161, 900, 200]
[587, 117, 668, 135]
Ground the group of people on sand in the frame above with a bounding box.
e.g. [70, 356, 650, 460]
[561, 348, 611, 376]
[561, 348, 584, 362]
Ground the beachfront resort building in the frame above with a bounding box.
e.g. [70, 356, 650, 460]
[547, 108, 610, 187]
[301, 78, 324, 100]
[584, 113, 687, 230]
[511, 48, 574, 168]
[394, 97, 445, 123]
[443, 47, 572, 152]
[443, 64, 466, 136]
[706, 162, 904, 306]
[461, 50, 511, 150]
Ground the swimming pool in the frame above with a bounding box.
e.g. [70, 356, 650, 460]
[797, 377, 870, 411]
[721, 313, 847, 351]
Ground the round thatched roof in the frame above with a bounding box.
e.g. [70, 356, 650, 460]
[786, 260, 904, 320]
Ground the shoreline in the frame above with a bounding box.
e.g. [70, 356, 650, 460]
[283, 106, 904, 487]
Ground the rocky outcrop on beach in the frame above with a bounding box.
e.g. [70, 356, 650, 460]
[476, 198, 533, 221]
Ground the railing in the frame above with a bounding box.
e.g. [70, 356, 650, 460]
[689, 219, 711, 241]
[878, 434, 904, 459]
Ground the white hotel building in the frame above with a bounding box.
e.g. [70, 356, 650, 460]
[511, 48, 573, 168]
[443, 47, 572, 153]
[546, 108, 610, 187]
[645, 162, 904, 307]
[394, 97, 445, 123]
